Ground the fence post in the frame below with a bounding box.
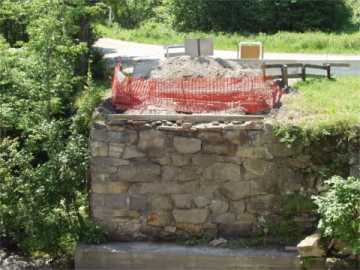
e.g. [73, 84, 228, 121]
[261, 64, 266, 79]
[301, 65, 306, 81]
[281, 65, 288, 88]
[326, 64, 331, 79]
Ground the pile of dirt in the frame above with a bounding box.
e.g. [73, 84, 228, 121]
[146, 56, 261, 79]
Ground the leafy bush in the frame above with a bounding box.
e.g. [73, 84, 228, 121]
[313, 176, 360, 255]
[165, 0, 351, 33]
[0, 0, 106, 260]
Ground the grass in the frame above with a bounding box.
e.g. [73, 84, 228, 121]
[277, 76, 360, 128]
[96, 22, 360, 54]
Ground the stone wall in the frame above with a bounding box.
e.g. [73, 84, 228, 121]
[89, 114, 318, 241]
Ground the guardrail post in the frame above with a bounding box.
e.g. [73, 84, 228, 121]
[281, 65, 288, 88]
[301, 65, 306, 81]
[325, 64, 331, 79]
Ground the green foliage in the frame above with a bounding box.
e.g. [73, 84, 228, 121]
[313, 176, 360, 255]
[0, 0, 107, 260]
[165, 0, 351, 33]
[97, 22, 360, 54]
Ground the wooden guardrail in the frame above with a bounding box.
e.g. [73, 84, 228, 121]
[262, 63, 350, 87]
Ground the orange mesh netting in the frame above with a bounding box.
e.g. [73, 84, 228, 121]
[112, 64, 282, 114]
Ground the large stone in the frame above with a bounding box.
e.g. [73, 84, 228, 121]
[198, 132, 223, 143]
[236, 146, 273, 160]
[173, 209, 209, 224]
[171, 154, 192, 167]
[149, 195, 173, 210]
[129, 195, 147, 211]
[194, 196, 211, 208]
[172, 194, 193, 209]
[246, 195, 278, 214]
[243, 159, 273, 177]
[130, 182, 198, 195]
[221, 181, 251, 200]
[297, 233, 326, 258]
[138, 130, 166, 151]
[232, 201, 246, 214]
[214, 213, 236, 224]
[147, 211, 172, 227]
[224, 130, 249, 145]
[203, 143, 236, 155]
[117, 162, 161, 182]
[162, 166, 179, 181]
[108, 130, 137, 144]
[192, 154, 222, 167]
[123, 145, 145, 159]
[91, 141, 109, 157]
[173, 137, 202, 154]
[104, 194, 128, 209]
[204, 162, 241, 181]
[108, 143, 125, 158]
[92, 182, 129, 194]
[209, 199, 229, 215]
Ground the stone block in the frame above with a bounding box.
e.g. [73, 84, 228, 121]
[236, 146, 273, 160]
[231, 201, 246, 214]
[171, 154, 192, 167]
[176, 223, 204, 234]
[117, 162, 161, 182]
[149, 195, 173, 210]
[104, 194, 128, 209]
[221, 181, 251, 200]
[122, 145, 145, 159]
[198, 132, 224, 143]
[172, 194, 193, 209]
[129, 195, 147, 211]
[243, 159, 273, 177]
[209, 199, 229, 215]
[131, 181, 198, 195]
[92, 182, 129, 194]
[193, 196, 211, 208]
[108, 143, 125, 158]
[173, 209, 209, 224]
[297, 233, 326, 258]
[91, 141, 108, 157]
[147, 211, 172, 227]
[203, 143, 236, 155]
[173, 137, 202, 154]
[108, 130, 137, 144]
[214, 213, 236, 224]
[247, 195, 279, 214]
[204, 162, 241, 181]
[138, 130, 166, 151]
[224, 130, 249, 145]
[192, 154, 222, 167]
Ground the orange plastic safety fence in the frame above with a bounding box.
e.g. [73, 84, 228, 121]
[112, 64, 282, 114]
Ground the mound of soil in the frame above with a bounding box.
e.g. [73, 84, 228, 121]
[137, 56, 261, 79]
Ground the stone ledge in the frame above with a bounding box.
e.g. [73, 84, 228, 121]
[75, 242, 303, 270]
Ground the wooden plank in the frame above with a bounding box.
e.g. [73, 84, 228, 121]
[304, 64, 328, 70]
[105, 114, 265, 124]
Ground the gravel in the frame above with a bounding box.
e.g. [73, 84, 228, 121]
[135, 56, 261, 79]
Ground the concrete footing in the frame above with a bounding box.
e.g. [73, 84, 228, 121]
[75, 242, 303, 270]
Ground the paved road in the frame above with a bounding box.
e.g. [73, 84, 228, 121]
[94, 38, 360, 76]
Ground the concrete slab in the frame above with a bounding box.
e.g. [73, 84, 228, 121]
[75, 242, 308, 270]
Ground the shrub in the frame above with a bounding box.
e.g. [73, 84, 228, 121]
[313, 176, 360, 255]
[165, 0, 351, 33]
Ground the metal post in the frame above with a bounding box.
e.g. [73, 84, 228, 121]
[326, 64, 331, 79]
[281, 65, 288, 88]
[301, 65, 306, 81]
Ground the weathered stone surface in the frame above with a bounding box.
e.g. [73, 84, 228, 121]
[117, 162, 161, 182]
[176, 223, 204, 234]
[243, 159, 273, 177]
[162, 166, 179, 181]
[236, 212, 257, 225]
[236, 146, 273, 160]
[130, 182, 198, 195]
[123, 145, 145, 159]
[194, 196, 211, 208]
[171, 154, 192, 166]
[92, 182, 129, 194]
[198, 132, 223, 143]
[204, 162, 241, 181]
[224, 130, 249, 145]
[192, 154, 221, 167]
[209, 238, 228, 247]
[108, 130, 137, 144]
[129, 195, 147, 211]
[147, 211, 172, 227]
[214, 213, 236, 224]
[297, 233, 326, 258]
[209, 199, 229, 215]
[247, 195, 278, 214]
[173, 137, 202, 154]
[173, 209, 209, 224]
[138, 130, 166, 151]
[172, 194, 193, 209]
[104, 194, 128, 208]
[221, 181, 251, 200]
[203, 143, 236, 155]
[232, 201, 246, 214]
[149, 195, 173, 210]
[91, 141, 108, 157]
[267, 143, 301, 158]
[108, 143, 125, 158]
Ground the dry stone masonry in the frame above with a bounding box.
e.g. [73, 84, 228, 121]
[89, 109, 318, 241]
